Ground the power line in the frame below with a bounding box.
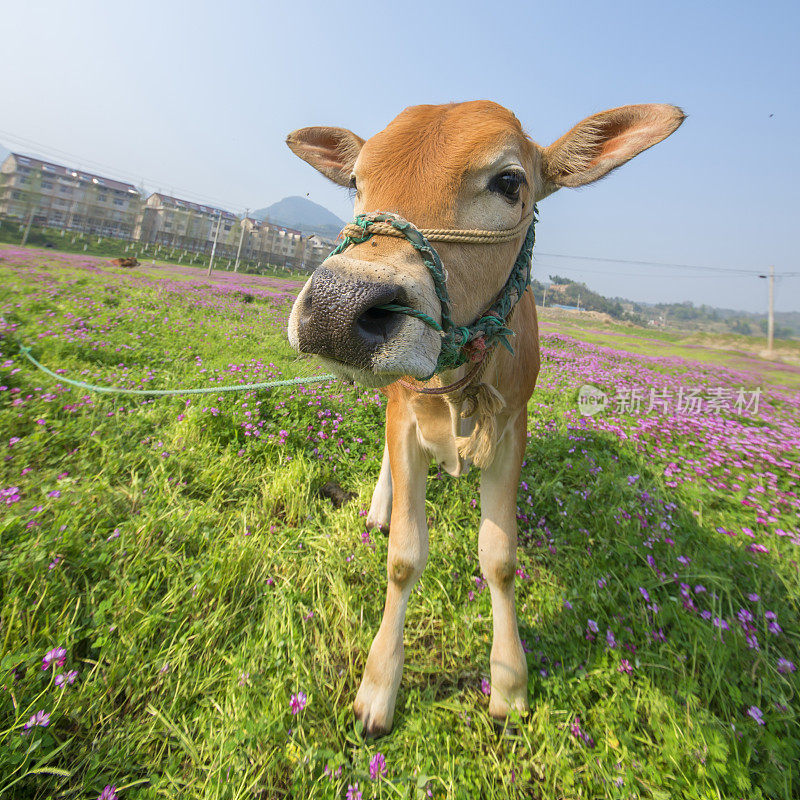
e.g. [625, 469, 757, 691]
[534, 251, 772, 276]
[532, 261, 759, 279]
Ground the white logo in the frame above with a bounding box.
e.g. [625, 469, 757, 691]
[578, 384, 608, 416]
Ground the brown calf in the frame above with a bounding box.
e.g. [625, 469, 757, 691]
[286, 100, 683, 736]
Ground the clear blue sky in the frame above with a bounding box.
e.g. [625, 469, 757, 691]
[2, 0, 798, 312]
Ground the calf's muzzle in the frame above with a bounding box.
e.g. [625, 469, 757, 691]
[295, 266, 406, 369]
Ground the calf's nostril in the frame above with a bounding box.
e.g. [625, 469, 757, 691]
[356, 305, 405, 344]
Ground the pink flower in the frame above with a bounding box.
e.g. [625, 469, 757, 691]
[480, 678, 491, 696]
[55, 670, 78, 687]
[290, 691, 307, 714]
[369, 752, 387, 780]
[98, 786, 118, 800]
[23, 710, 50, 733]
[618, 659, 633, 674]
[42, 646, 66, 670]
[1, 486, 21, 505]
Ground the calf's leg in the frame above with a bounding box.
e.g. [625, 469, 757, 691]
[479, 410, 529, 719]
[366, 439, 392, 532]
[354, 399, 428, 736]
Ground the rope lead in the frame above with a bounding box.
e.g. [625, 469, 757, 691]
[18, 346, 336, 397]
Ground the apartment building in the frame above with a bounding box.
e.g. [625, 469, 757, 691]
[240, 217, 305, 269]
[302, 234, 337, 272]
[0, 153, 141, 238]
[135, 193, 240, 255]
[1, 152, 336, 271]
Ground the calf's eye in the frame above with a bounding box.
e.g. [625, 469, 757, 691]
[489, 170, 526, 202]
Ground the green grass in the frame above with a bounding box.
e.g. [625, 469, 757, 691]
[1, 247, 799, 799]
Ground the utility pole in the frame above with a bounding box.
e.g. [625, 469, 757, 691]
[767, 264, 775, 356]
[759, 266, 775, 357]
[21, 203, 37, 246]
[207, 210, 222, 276]
[542, 284, 548, 309]
[234, 208, 248, 273]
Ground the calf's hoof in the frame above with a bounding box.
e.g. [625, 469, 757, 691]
[488, 690, 529, 722]
[353, 682, 396, 737]
[365, 517, 390, 534]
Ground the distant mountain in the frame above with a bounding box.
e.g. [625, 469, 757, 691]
[252, 196, 345, 238]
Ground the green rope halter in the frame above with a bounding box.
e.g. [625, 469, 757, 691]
[327, 207, 537, 376]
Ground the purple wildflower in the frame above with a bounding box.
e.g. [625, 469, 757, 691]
[289, 691, 307, 714]
[346, 783, 362, 800]
[98, 787, 118, 800]
[55, 670, 78, 687]
[587, 619, 599, 634]
[480, 678, 491, 696]
[42, 646, 66, 670]
[747, 706, 765, 725]
[638, 587, 650, 602]
[618, 659, 633, 674]
[369, 751, 387, 780]
[737, 608, 754, 626]
[606, 628, 617, 649]
[777, 658, 796, 674]
[23, 710, 50, 732]
[1, 486, 21, 505]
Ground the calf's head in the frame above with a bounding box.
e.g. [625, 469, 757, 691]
[287, 101, 683, 386]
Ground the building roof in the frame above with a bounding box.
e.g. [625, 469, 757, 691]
[247, 218, 302, 236]
[148, 192, 238, 220]
[7, 153, 139, 194]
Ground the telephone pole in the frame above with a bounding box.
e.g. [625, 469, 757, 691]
[767, 264, 775, 356]
[21, 203, 37, 246]
[234, 209, 248, 273]
[207, 210, 222, 276]
[759, 266, 775, 357]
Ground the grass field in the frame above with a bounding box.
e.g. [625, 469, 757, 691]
[1, 244, 799, 800]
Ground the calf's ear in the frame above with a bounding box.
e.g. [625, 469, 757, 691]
[542, 104, 685, 192]
[286, 127, 365, 187]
